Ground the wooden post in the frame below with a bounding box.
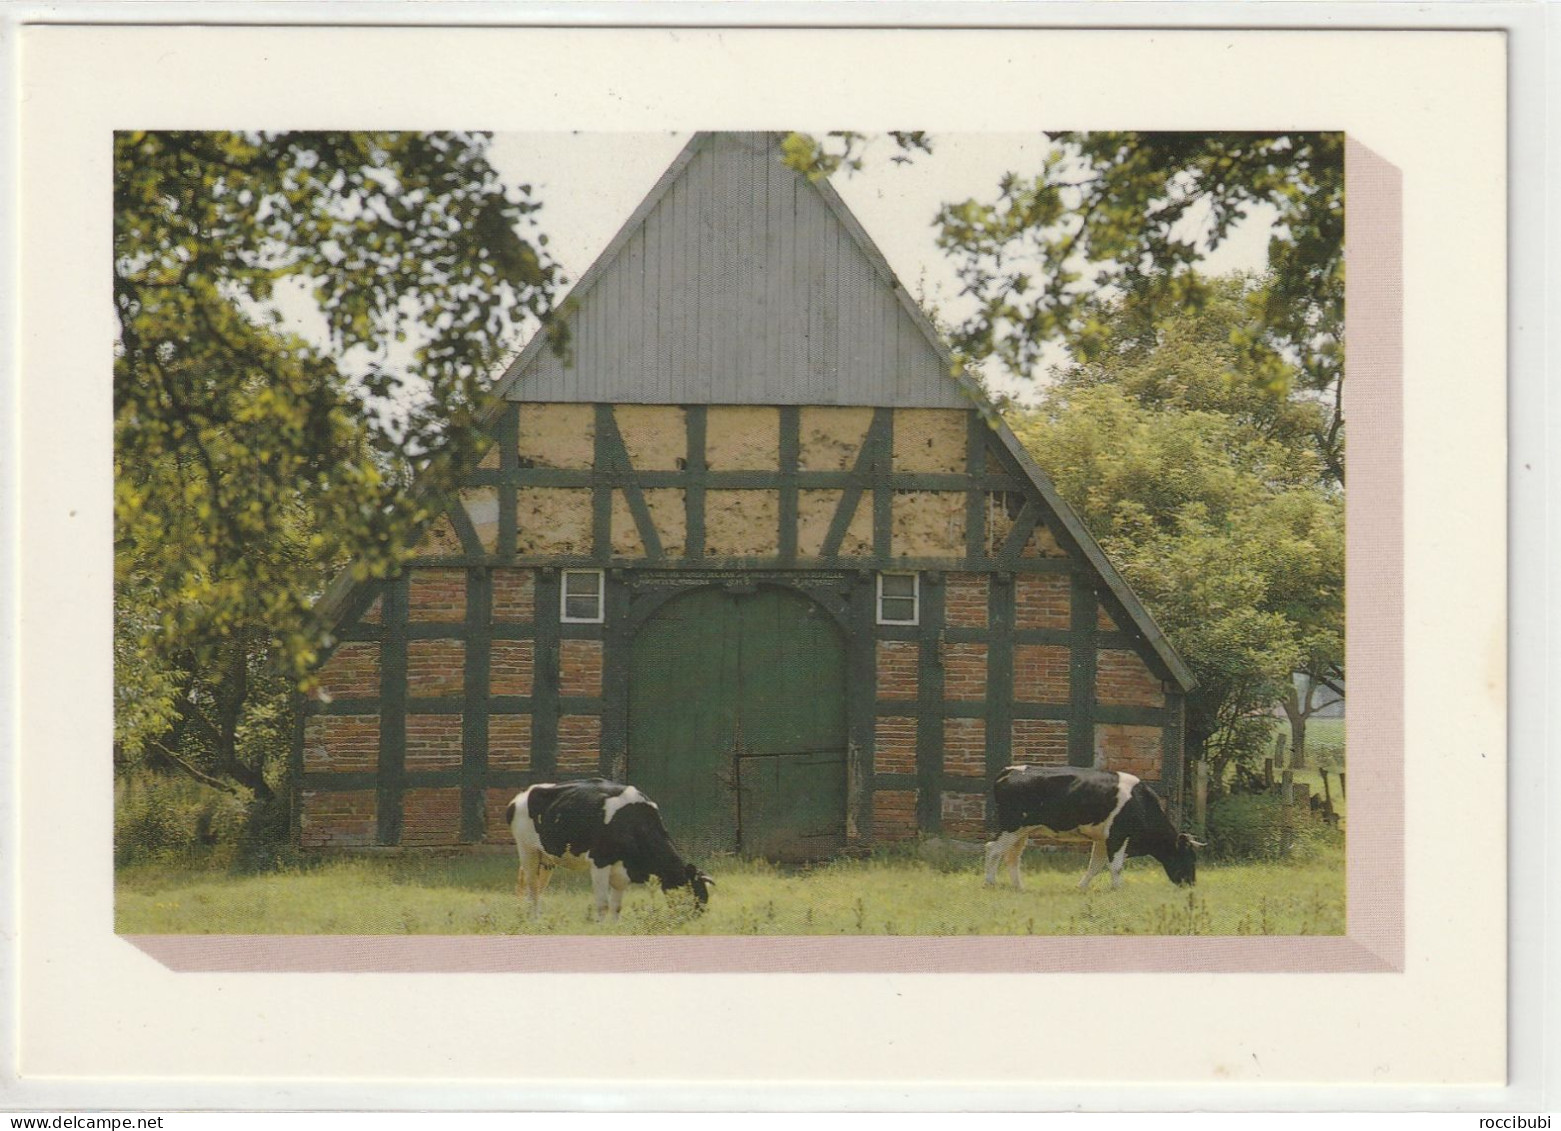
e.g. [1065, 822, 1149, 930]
[1193, 759, 1209, 835]
[1280, 764, 1295, 856]
[1339, 771, 1347, 799]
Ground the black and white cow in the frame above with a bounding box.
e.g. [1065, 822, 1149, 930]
[506, 778, 713, 921]
[984, 765, 1203, 891]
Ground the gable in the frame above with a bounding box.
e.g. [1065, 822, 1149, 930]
[316, 132, 1195, 694]
[495, 132, 968, 408]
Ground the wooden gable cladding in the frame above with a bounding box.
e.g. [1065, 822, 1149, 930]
[496, 133, 968, 408]
[411, 402, 1079, 569]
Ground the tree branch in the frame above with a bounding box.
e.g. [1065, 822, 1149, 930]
[149, 738, 244, 795]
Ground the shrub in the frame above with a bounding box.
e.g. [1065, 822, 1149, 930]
[1204, 792, 1342, 862]
[236, 793, 297, 872]
[114, 770, 293, 870]
[115, 772, 243, 866]
[1311, 741, 1346, 771]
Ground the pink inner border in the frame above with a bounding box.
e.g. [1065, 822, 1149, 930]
[125, 139, 1404, 975]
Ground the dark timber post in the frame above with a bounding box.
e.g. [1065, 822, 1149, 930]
[376, 575, 410, 846]
[915, 573, 946, 834]
[1067, 577, 1098, 768]
[848, 575, 878, 847]
[1279, 746, 1296, 857]
[1193, 759, 1209, 837]
[460, 567, 493, 842]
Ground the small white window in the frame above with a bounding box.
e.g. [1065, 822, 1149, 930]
[561, 569, 605, 623]
[877, 572, 920, 625]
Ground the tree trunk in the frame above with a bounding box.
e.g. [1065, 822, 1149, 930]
[164, 642, 276, 803]
[1281, 677, 1317, 771]
[212, 640, 274, 802]
[1183, 724, 1216, 801]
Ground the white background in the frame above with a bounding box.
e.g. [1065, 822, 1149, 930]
[4, 10, 1543, 1114]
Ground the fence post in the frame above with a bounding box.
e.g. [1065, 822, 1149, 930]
[1320, 768, 1337, 826]
[1279, 754, 1296, 857]
[1193, 759, 1209, 836]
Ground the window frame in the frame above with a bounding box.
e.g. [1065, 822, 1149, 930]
[559, 568, 606, 624]
[876, 571, 921, 626]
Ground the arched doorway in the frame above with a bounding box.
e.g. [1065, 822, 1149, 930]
[628, 585, 849, 861]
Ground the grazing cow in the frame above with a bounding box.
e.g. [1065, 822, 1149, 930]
[506, 778, 713, 921]
[984, 765, 1203, 891]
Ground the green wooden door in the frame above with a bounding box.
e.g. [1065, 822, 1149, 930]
[629, 585, 848, 861]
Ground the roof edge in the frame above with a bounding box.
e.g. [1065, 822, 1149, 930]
[807, 146, 1196, 693]
[485, 132, 708, 413]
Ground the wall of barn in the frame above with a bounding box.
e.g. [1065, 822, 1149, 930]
[295, 402, 1183, 850]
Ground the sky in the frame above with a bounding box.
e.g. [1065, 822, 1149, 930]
[482, 132, 1277, 402]
[272, 132, 1276, 407]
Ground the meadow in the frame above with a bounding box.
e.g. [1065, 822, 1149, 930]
[115, 838, 1345, 938]
[116, 716, 1347, 938]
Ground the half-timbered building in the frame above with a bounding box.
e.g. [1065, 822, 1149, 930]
[295, 131, 1196, 859]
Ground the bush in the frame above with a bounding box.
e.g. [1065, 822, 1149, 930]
[1204, 793, 1342, 862]
[114, 771, 287, 870]
[1311, 741, 1345, 771]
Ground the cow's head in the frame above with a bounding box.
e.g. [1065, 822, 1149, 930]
[1164, 833, 1205, 886]
[686, 864, 715, 907]
[665, 863, 715, 908]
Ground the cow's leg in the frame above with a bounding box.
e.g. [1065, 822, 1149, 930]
[1108, 840, 1131, 890]
[1078, 839, 1108, 891]
[985, 831, 1028, 889]
[589, 865, 613, 922]
[517, 848, 545, 917]
[984, 832, 1014, 887]
[606, 865, 630, 921]
[1005, 832, 1028, 890]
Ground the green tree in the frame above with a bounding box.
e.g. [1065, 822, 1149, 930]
[784, 130, 1344, 480]
[780, 130, 932, 180]
[1007, 276, 1344, 785]
[114, 131, 561, 801]
[934, 131, 1344, 482]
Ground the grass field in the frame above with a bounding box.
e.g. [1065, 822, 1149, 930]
[115, 840, 1345, 937]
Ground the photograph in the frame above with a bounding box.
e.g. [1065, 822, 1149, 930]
[112, 128, 1352, 944]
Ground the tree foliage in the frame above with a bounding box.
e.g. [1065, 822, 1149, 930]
[780, 130, 932, 181]
[114, 131, 561, 797]
[935, 131, 1344, 481]
[782, 130, 1345, 480]
[1007, 276, 1344, 783]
